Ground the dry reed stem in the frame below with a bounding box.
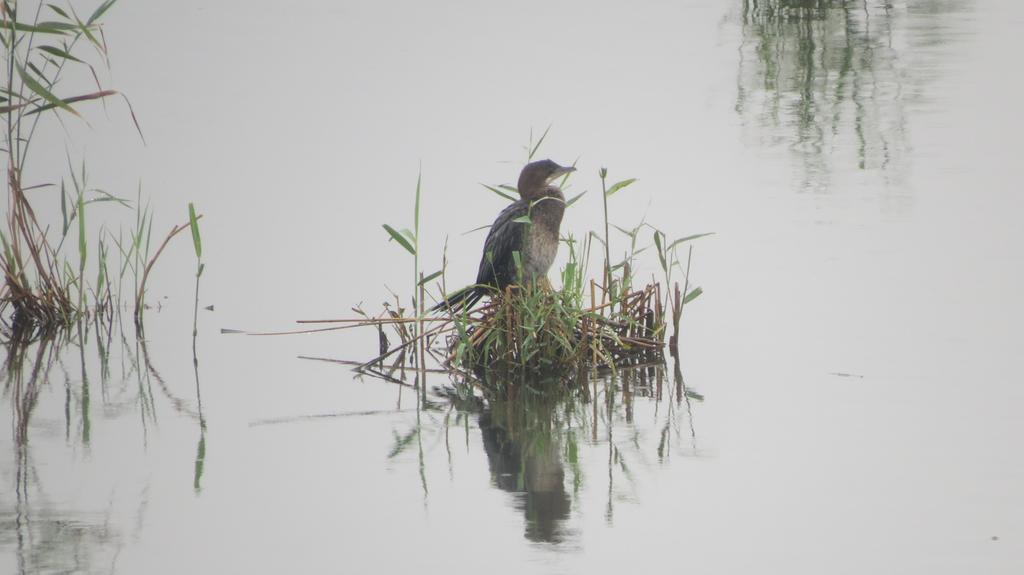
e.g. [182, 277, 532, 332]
[360, 316, 455, 369]
[134, 214, 204, 324]
[296, 317, 452, 324]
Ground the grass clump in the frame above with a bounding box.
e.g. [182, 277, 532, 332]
[295, 135, 708, 389]
[0, 1, 200, 335]
[445, 275, 669, 380]
[452, 285, 585, 373]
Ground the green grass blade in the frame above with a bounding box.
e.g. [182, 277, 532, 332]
[27, 62, 54, 87]
[25, 89, 119, 116]
[36, 44, 84, 63]
[418, 269, 443, 285]
[77, 193, 87, 271]
[414, 169, 421, 239]
[188, 202, 202, 259]
[668, 232, 714, 249]
[48, 4, 71, 19]
[96, 237, 106, 295]
[528, 124, 552, 161]
[144, 211, 154, 257]
[4, 21, 75, 34]
[653, 230, 666, 272]
[67, 7, 102, 50]
[565, 191, 587, 207]
[382, 224, 416, 255]
[611, 223, 636, 237]
[16, 60, 79, 116]
[461, 223, 491, 235]
[87, 0, 118, 25]
[481, 183, 517, 202]
[682, 286, 703, 305]
[60, 180, 69, 234]
[85, 189, 131, 207]
[605, 178, 637, 197]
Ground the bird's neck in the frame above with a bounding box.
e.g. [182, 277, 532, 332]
[523, 185, 564, 202]
[526, 186, 565, 231]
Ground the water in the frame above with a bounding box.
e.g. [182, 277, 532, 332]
[3, 0, 1023, 572]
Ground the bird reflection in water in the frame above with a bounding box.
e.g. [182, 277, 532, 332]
[380, 356, 703, 544]
[469, 357, 702, 543]
[478, 396, 572, 543]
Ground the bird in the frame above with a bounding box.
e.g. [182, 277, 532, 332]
[433, 159, 575, 311]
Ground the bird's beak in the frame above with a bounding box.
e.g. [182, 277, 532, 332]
[549, 165, 576, 181]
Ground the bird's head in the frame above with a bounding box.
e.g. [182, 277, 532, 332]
[517, 159, 575, 199]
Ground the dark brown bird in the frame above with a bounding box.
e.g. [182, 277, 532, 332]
[434, 159, 575, 311]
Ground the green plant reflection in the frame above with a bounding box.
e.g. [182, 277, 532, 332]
[736, 0, 971, 192]
[1, 318, 206, 574]
[381, 355, 704, 544]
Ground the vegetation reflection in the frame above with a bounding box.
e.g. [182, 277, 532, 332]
[735, 0, 970, 191]
[1, 315, 207, 573]
[381, 353, 703, 544]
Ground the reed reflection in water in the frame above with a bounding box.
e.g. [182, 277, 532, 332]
[0, 321, 206, 574]
[736, 0, 972, 192]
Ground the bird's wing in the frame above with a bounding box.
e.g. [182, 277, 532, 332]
[475, 199, 527, 289]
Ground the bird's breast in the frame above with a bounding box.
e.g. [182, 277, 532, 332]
[522, 198, 564, 282]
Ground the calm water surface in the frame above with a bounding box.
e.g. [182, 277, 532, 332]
[3, 1, 1023, 573]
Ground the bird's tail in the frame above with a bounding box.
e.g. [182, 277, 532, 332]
[431, 285, 485, 313]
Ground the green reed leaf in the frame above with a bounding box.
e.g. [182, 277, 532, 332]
[668, 232, 714, 249]
[682, 286, 703, 305]
[653, 230, 666, 272]
[48, 4, 70, 19]
[87, 0, 117, 25]
[418, 269, 443, 285]
[414, 169, 421, 239]
[188, 202, 202, 259]
[481, 183, 517, 202]
[16, 60, 77, 116]
[4, 20, 76, 34]
[37, 44, 84, 63]
[565, 190, 587, 207]
[528, 124, 551, 161]
[382, 224, 415, 255]
[605, 178, 636, 197]
[77, 192, 86, 270]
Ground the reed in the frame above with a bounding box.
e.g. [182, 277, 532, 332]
[2, 1, 124, 327]
[133, 213, 204, 328]
[188, 202, 203, 341]
[447, 280, 665, 377]
[1, 1, 198, 332]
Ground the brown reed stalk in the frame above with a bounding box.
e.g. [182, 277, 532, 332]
[134, 214, 203, 327]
